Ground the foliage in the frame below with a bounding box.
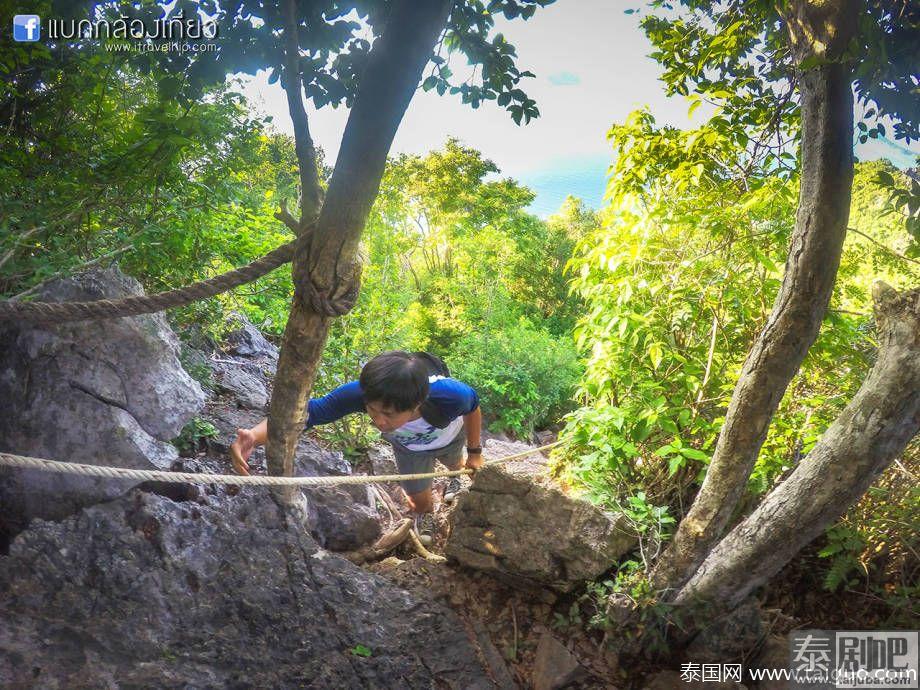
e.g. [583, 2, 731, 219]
[555, 107, 795, 514]
[555, 106, 918, 567]
[2, 0, 556, 120]
[639, 0, 918, 146]
[349, 644, 372, 658]
[172, 417, 218, 456]
[815, 454, 919, 627]
[818, 524, 866, 592]
[450, 318, 582, 436]
[0, 47, 297, 313]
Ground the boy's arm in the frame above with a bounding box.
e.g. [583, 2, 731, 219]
[303, 380, 365, 428]
[463, 406, 483, 470]
[230, 381, 364, 475]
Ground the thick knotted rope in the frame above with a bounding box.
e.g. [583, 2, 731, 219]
[0, 441, 561, 486]
[0, 240, 297, 323]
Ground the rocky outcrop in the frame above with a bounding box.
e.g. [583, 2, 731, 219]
[531, 632, 588, 690]
[224, 311, 279, 363]
[209, 312, 280, 411]
[446, 440, 636, 593]
[0, 489, 498, 688]
[203, 393, 379, 553]
[0, 268, 205, 533]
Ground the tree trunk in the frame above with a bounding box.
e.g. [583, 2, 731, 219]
[653, 0, 860, 592]
[674, 284, 919, 610]
[266, 0, 453, 492]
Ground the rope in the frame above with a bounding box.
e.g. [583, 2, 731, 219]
[0, 240, 297, 323]
[0, 441, 562, 487]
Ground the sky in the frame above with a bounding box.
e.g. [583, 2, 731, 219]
[234, 0, 919, 218]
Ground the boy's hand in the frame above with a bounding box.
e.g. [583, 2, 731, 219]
[466, 452, 483, 472]
[229, 428, 256, 476]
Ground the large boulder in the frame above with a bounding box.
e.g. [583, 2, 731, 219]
[202, 402, 379, 552]
[213, 363, 269, 410]
[305, 486, 382, 552]
[0, 489, 496, 689]
[446, 440, 636, 593]
[0, 268, 205, 533]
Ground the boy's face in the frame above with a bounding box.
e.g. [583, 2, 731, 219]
[365, 401, 420, 432]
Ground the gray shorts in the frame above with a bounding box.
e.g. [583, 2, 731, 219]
[383, 429, 466, 496]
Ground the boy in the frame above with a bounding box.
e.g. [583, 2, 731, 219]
[229, 351, 483, 542]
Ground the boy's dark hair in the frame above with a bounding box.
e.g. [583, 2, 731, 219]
[359, 351, 431, 412]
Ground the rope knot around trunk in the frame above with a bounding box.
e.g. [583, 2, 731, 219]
[292, 240, 363, 317]
[300, 265, 362, 317]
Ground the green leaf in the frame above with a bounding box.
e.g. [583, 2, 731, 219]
[679, 448, 709, 461]
[350, 644, 372, 657]
[648, 342, 663, 370]
[875, 170, 895, 187]
[668, 455, 683, 476]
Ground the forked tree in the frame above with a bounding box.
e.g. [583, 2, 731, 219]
[636, 0, 918, 619]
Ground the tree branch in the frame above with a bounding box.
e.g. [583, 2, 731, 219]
[848, 226, 920, 266]
[282, 0, 323, 226]
[675, 284, 920, 610]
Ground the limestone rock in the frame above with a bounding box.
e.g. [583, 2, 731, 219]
[532, 632, 588, 690]
[749, 634, 790, 690]
[213, 363, 269, 410]
[200, 400, 375, 551]
[305, 486, 382, 552]
[224, 311, 279, 362]
[0, 489, 496, 688]
[445, 441, 636, 592]
[367, 444, 398, 475]
[0, 268, 205, 533]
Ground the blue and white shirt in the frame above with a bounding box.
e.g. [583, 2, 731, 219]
[305, 375, 479, 452]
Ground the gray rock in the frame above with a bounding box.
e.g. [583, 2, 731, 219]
[0, 268, 205, 532]
[445, 441, 636, 592]
[532, 632, 588, 690]
[294, 437, 353, 477]
[214, 364, 269, 410]
[749, 634, 790, 690]
[0, 489, 496, 688]
[367, 444, 398, 475]
[203, 403, 351, 478]
[200, 402, 375, 550]
[224, 311, 279, 362]
[305, 486, 381, 551]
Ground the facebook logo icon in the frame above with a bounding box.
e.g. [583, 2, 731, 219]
[13, 15, 41, 42]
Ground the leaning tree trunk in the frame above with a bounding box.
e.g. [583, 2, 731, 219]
[266, 0, 453, 494]
[653, 0, 860, 592]
[674, 284, 919, 610]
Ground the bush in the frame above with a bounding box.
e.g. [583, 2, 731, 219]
[449, 319, 581, 437]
